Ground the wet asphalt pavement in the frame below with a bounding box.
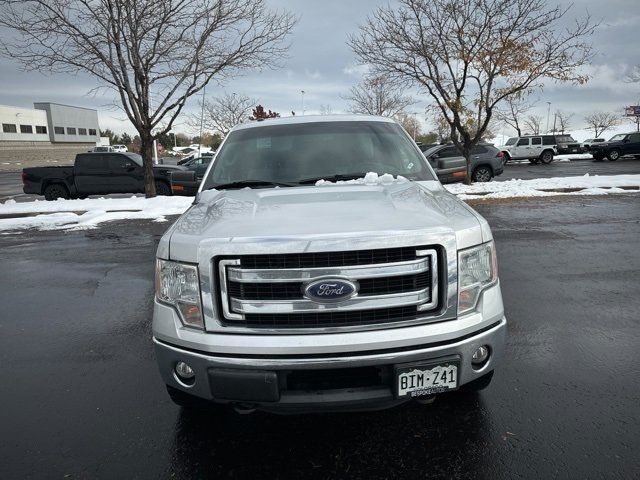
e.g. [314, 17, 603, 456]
[1, 195, 640, 479]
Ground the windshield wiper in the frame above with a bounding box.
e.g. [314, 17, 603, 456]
[297, 173, 368, 185]
[207, 180, 298, 190]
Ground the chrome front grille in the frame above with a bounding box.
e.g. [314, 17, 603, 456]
[216, 247, 439, 330]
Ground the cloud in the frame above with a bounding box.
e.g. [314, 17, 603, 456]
[305, 69, 322, 80]
[342, 63, 369, 78]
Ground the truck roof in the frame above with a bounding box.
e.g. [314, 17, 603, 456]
[232, 114, 396, 132]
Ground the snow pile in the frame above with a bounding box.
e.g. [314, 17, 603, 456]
[445, 174, 640, 200]
[0, 196, 193, 232]
[315, 172, 409, 186]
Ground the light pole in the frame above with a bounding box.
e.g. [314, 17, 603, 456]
[546, 102, 551, 133]
[149, 95, 159, 164]
[412, 112, 418, 141]
[301, 90, 306, 116]
[199, 84, 206, 157]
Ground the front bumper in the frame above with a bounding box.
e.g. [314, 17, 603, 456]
[154, 316, 506, 413]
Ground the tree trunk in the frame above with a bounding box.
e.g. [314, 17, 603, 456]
[140, 132, 157, 198]
[463, 147, 472, 185]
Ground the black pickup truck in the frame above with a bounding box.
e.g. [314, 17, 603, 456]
[22, 152, 185, 200]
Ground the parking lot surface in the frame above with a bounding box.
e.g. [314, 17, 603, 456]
[1, 195, 639, 479]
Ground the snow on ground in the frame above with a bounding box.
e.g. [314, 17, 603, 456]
[1, 174, 639, 231]
[445, 174, 640, 200]
[0, 196, 193, 232]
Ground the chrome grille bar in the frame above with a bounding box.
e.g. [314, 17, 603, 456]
[227, 258, 430, 283]
[229, 288, 432, 314]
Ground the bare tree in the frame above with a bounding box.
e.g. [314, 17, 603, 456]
[584, 112, 619, 138]
[395, 112, 422, 139]
[345, 76, 414, 117]
[319, 104, 334, 115]
[625, 65, 640, 83]
[349, 0, 596, 183]
[523, 115, 544, 135]
[0, 0, 295, 197]
[495, 94, 535, 137]
[191, 92, 256, 137]
[554, 110, 573, 133]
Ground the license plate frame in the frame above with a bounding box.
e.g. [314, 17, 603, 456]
[394, 358, 459, 398]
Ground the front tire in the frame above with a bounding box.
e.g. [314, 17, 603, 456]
[155, 181, 172, 196]
[472, 165, 493, 183]
[539, 150, 554, 164]
[607, 149, 621, 161]
[43, 183, 69, 201]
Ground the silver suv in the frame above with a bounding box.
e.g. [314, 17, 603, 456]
[152, 115, 506, 413]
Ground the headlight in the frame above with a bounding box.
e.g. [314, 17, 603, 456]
[155, 259, 204, 329]
[458, 241, 498, 315]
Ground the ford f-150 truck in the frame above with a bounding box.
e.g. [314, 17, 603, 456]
[22, 152, 184, 200]
[153, 115, 506, 413]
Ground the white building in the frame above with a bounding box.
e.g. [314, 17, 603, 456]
[0, 102, 101, 145]
[0, 105, 50, 143]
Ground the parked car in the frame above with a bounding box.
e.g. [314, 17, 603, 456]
[416, 142, 439, 153]
[112, 144, 128, 153]
[422, 143, 504, 183]
[22, 152, 185, 200]
[500, 134, 581, 164]
[580, 138, 605, 152]
[590, 132, 640, 161]
[153, 115, 506, 413]
[90, 146, 114, 153]
[170, 156, 213, 195]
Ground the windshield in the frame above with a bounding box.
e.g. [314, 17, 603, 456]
[555, 135, 575, 142]
[504, 137, 517, 146]
[609, 134, 626, 142]
[201, 121, 435, 190]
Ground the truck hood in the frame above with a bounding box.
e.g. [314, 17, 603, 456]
[162, 181, 490, 262]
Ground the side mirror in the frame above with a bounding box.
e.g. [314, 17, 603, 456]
[623, 138, 630, 143]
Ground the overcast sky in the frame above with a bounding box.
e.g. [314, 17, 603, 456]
[0, 0, 638, 136]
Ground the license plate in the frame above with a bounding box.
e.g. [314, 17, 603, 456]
[396, 363, 458, 397]
[572, 149, 577, 152]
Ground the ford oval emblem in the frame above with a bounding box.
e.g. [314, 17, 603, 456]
[304, 278, 358, 303]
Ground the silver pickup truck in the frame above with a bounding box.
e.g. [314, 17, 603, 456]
[153, 115, 506, 413]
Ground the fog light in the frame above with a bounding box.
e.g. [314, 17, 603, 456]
[175, 361, 195, 379]
[472, 346, 489, 365]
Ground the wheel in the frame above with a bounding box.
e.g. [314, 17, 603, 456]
[461, 370, 494, 392]
[539, 150, 554, 164]
[166, 385, 216, 410]
[43, 183, 69, 201]
[528, 158, 540, 164]
[155, 181, 172, 196]
[607, 149, 620, 161]
[501, 153, 510, 165]
[472, 165, 493, 183]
